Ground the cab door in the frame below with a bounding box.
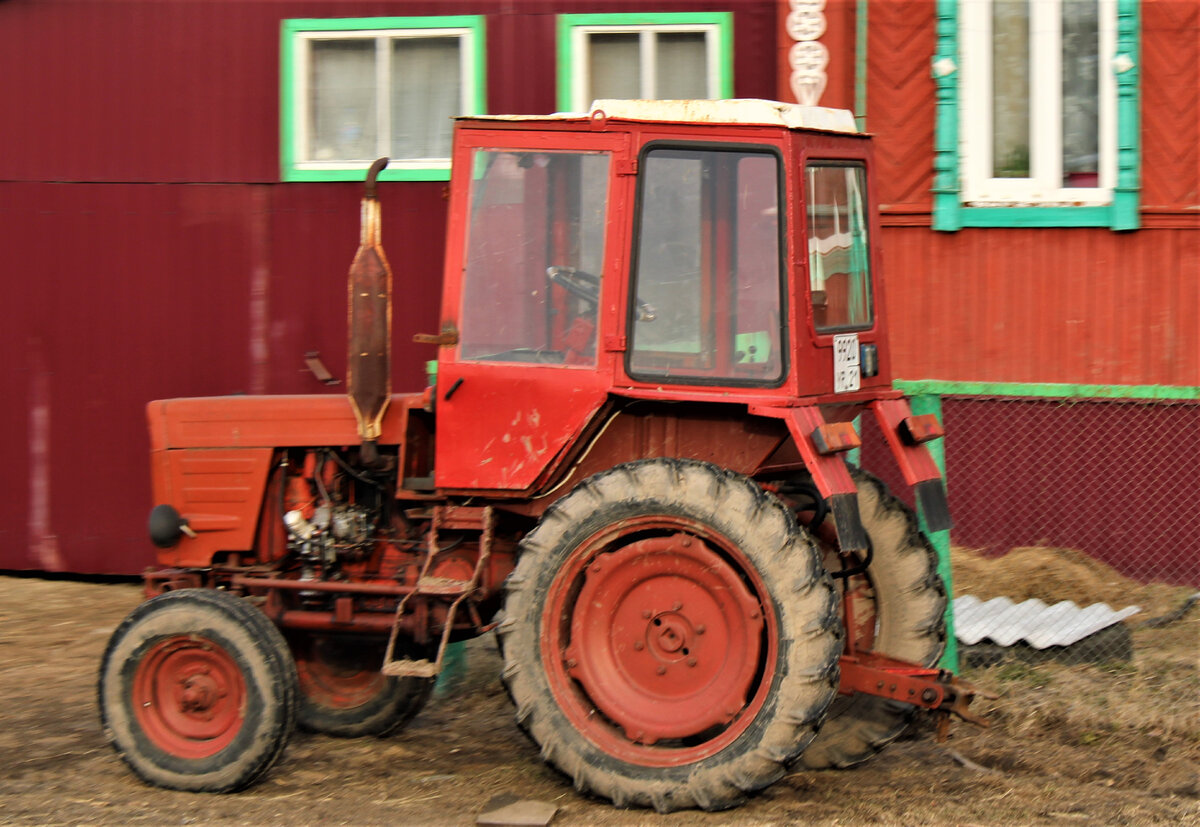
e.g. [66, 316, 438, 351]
[431, 130, 625, 491]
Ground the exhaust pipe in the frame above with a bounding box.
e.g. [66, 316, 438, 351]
[347, 158, 392, 465]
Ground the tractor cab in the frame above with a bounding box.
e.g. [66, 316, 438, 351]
[429, 100, 897, 497]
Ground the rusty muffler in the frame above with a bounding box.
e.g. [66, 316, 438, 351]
[347, 158, 392, 464]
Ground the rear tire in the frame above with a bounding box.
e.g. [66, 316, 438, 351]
[98, 589, 297, 792]
[798, 470, 947, 769]
[500, 459, 842, 812]
[291, 634, 434, 737]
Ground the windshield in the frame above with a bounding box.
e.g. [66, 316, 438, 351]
[458, 150, 610, 365]
[627, 146, 784, 385]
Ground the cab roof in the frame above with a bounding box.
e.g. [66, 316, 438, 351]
[462, 99, 860, 135]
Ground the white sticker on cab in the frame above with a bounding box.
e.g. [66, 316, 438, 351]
[833, 333, 860, 393]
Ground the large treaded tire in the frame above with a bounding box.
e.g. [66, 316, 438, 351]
[499, 459, 842, 812]
[98, 589, 298, 792]
[799, 470, 947, 770]
[291, 634, 434, 738]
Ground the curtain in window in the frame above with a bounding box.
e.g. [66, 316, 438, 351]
[656, 33, 707, 99]
[588, 34, 640, 99]
[587, 32, 709, 101]
[311, 41, 376, 161]
[391, 37, 461, 161]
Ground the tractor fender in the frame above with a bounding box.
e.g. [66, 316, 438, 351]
[748, 404, 868, 553]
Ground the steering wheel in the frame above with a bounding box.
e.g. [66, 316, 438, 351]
[546, 266, 657, 322]
[547, 266, 600, 306]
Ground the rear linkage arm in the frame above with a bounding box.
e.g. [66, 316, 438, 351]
[839, 653, 995, 738]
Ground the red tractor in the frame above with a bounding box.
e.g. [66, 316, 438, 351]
[99, 100, 979, 812]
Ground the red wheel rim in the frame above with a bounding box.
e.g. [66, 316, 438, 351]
[132, 636, 246, 759]
[294, 638, 388, 710]
[543, 517, 774, 767]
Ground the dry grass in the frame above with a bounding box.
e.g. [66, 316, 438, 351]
[952, 544, 1197, 619]
[968, 622, 1200, 741]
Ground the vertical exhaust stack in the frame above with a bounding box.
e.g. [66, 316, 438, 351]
[347, 158, 392, 465]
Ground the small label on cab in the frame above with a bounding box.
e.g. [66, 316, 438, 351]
[833, 333, 860, 393]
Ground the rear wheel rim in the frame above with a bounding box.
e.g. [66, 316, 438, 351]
[543, 516, 773, 767]
[132, 636, 246, 759]
[294, 637, 387, 711]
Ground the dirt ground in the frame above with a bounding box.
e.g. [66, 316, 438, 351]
[1, 566, 1197, 827]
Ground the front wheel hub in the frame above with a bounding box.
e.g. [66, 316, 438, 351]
[564, 533, 764, 744]
[132, 637, 246, 758]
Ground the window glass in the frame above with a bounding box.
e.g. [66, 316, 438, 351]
[806, 164, 873, 332]
[1062, 0, 1100, 187]
[588, 34, 641, 100]
[310, 40, 377, 161]
[459, 151, 610, 366]
[992, 0, 1031, 178]
[655, 33, 709, 99]
[629, 148, 783, 385]
[390, 37, 461, 160]
[959, 0, 1116, 205]
[557, 15, 732, 112]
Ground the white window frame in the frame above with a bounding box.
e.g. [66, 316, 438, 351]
[557, 14, 733, 113]
[281, 17, 485, 182]
[959, 0, 1117, 206]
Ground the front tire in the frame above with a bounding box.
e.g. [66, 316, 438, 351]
[500, 459, 842, 812]
[98, 589, 298, 792]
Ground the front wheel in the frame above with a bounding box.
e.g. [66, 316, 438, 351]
[500, 459, 842, 812]
[98, 589, 298, 792]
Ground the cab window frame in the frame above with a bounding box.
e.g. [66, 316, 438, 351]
[624, 140, 790, 389]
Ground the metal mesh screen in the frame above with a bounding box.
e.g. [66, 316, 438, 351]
[859, 395, 1200, 665]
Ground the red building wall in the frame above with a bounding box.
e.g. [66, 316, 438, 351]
[861, 0, 1200, 386]
[0, 0, 780, 574]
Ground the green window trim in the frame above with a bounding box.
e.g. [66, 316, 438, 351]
[895, 379, 1199, 402]
[556, 13, 734, 113]
[280, 16, 487, 183]
[932, 0, 1140, 231]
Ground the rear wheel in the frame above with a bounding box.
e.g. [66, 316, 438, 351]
[500, 459, 841, 812]
[98, 589, 297, 792]
[290, 634, 434, 737]
[793, 471, 947, 769]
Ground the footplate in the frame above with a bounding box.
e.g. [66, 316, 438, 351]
[381, 505, 494, 678]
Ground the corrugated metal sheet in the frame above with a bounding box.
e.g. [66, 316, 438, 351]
[954, 595, 1141, 649]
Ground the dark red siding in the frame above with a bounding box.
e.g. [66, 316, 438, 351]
[1, 0, 780, 574]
